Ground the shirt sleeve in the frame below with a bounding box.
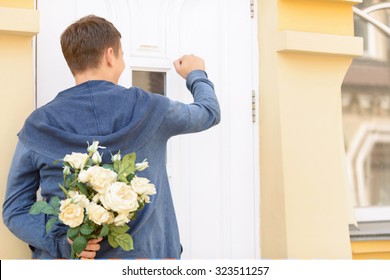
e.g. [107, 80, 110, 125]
[164, 70, 221, 136]
[2, 141, 71, 258]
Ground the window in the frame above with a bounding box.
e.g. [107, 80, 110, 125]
[342, 1, 390, 222]
[132, 70, 166, 95]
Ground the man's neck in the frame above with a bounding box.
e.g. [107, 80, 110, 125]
[75, 69, 117, 85]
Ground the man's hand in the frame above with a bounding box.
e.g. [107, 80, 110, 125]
[173, 54, 205, 79]
[68, 237, 103, 260]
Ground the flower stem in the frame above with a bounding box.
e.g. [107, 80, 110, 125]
[58, 183, 70, 197]
[70, 245, 79, 259]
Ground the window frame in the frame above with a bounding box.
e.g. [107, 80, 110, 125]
[347, 2, 390, 223]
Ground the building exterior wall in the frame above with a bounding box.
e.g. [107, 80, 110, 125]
[0, 0, 34, 9]
[258, 0, 363, 258]
[351, 240, 390, 259]
[0, 0, 38, 259]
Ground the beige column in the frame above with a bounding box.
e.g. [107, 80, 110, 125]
[0, 0, 39, 259]
[258, 0, 362, 258]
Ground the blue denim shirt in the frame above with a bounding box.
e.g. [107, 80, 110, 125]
[2, 70, 220, 259]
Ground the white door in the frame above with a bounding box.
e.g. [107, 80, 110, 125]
[36, 0, 259, 259]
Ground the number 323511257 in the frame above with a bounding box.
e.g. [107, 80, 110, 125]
[215, 266, 269, 276]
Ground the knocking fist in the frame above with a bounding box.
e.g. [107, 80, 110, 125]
[173, 54, 205, 79]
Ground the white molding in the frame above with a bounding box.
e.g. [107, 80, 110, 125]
[277, 31, 363, 57]
[251, 0, 261, 259]
[292, 0, 362, 3]
[0, 7, 39, 36]
[355, 207, 390, 222]
[128, 57, 171, 71]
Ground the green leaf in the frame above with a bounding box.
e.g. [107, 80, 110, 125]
[41, 204, 56, 215]
[67, 227, 80, 240]
[102, 163, 115, 171]
[65, 177, 73, 187]
[50, 196, 61, 209]
[114, 161, 120, 172]
[29, 201, 48, 215]
[75, 182, 90, 197]
[126, 173, 135, 183]
[109, 224, 130, 235]
[80, 224, 95, 236]
[117, 153, 136, 182]
[98, 224, 109, 237]
[46, 217, 58, 233]
[73, 235, 87, 254]
[125, 152, 136, 161]
[86, 158, 94, 167]
[29, 200, 56, 216]
[115, 233, 134, 251]
[69, 174, 76, 183]
[108, 234, 119, 248]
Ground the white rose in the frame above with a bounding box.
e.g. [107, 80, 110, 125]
[92, 193, 100, 203]
[128, 212, 135, 220]
[69, 193, 89, 208]
[100, 182, 139, 213]
[87, 141, 105, 154]
[59, 200, 84, 228]
[87, 203, 110, 225]
[135, 159, 149, 171]
[59, 197, 72, 209]
[107, 212, 115, 225]
[87, 166, 118, 194]
[63, 166, 71, 176]
[78, 169, 90, 183]
[113, 213, 130, 226]
[92, 152, 102, 164]
[111, 152, 121, 162]
[63, 152, 89, 170]
[131, 176, 156, 203]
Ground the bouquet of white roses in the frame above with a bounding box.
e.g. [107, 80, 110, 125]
[29, 141, 156, 259]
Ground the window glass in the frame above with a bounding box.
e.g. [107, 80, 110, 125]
[342, 1, 390, 213]
[132, 70, 166, 95]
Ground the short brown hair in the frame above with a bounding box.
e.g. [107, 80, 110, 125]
[60, 15, 122, 75]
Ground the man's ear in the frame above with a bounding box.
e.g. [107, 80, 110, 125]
[105, 47, 115, 67]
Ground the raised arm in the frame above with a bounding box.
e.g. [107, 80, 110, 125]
[163, 55, 221, 136]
